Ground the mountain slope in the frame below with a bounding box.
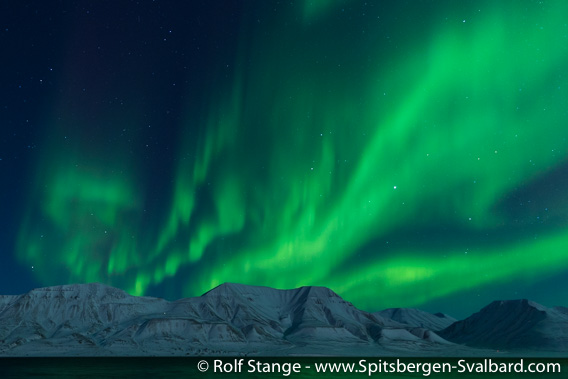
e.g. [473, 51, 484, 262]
[438, 299, 568, 352]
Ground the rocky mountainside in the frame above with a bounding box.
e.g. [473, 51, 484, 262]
[438, 299, 568, 352]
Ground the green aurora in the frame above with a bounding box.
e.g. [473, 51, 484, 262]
[17, 0, 568, 314]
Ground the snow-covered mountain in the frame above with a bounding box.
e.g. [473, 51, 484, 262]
[0, 283, 561, 356]
[0, 282, 468, 356]
[438, 299, 568, 352]
[375, 308, 457, 331]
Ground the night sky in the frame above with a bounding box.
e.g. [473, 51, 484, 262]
[2, 0, 568, 319]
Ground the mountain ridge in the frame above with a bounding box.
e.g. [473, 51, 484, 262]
[0, 283, 564, 356]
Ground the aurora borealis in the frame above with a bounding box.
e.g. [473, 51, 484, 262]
[3, 0, 568, 317]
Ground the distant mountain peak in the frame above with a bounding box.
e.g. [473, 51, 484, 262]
[439, 298, 568, 351]
[475, 299, 551, 319]
[204, 282, 340, 296]
[375, 308, 457, 332]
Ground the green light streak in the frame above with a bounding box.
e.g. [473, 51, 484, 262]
[330, 230, 568, 308]
[18, 163, 142, 287]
